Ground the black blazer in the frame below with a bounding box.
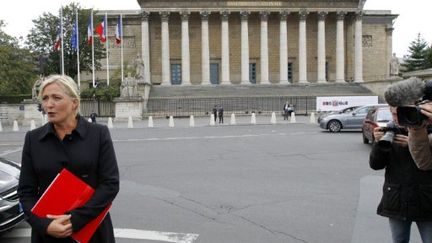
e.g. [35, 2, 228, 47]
[18, 116, 120, 243]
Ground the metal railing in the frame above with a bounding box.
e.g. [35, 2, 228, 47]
[80, 99, 115, 117]
[146, 96, 316, 117]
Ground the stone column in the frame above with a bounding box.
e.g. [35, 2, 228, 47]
[260, 11, 270, 84]
[386, 26, 394, 78]
[141, 11, 151, 83]
[335, 11, 346, 83]
[279, 11, 289, 83]
[240, 11, 250, 84]
[201, 11, 211, 85]
[354, 12, 363, 83]
[317, 11, 327, 83]
[160, 11, 170, 85]
[181, 11, 191, 85]
[298, 10, 308, 83]
[221, 11, 230, 84]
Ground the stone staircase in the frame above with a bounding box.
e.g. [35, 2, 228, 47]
[146, 83, 376, 117]
[149, 82, 373, 98]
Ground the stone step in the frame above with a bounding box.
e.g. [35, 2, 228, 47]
[146, 83, 376, 116]
[149, 83, 373, 98]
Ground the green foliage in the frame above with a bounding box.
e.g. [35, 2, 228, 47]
[424, 46, 432, 69]
[80, 81, 120, 102]
[26, 3, 106, 78]
[0, 20, 38, 95]
[402, 34, 432, 72]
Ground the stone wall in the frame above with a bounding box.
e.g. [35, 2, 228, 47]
[0, 101, 42, 127]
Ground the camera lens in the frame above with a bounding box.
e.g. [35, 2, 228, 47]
[397, 106, 425, 126]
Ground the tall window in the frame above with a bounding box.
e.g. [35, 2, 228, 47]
[249, 63, 256, 84]
[288, 63, 293, 82]
[171, 64, 181, 85]
[325, 61, 329, 81]
[210, 63, 219, 85]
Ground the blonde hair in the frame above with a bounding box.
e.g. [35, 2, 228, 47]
[39, 75, 80, 115]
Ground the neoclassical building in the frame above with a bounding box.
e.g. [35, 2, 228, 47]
[95, 0, 398, 87]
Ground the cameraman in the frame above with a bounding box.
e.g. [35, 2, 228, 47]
[408, 101, 432, 170]
[383, 77, 432, 171]
[369, 105, 432, 242]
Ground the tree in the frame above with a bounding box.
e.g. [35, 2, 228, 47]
[26, 3, 106, 79]
[402, 34, 430, 72]
[424, 45, 432, 69]
[0, 20, 38, 95]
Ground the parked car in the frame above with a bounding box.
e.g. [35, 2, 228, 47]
[362, 105, 393, 144]
[317, 106, 361, 123]
[319, 104, 387, 132]
[0, 157, 24, 233]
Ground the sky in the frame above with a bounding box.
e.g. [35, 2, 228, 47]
[0, 0, 430, 58]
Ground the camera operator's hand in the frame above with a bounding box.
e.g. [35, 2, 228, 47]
[373, 127, 384, 142]
[393, 134, 409, 147]
[419, 102, 432, 121]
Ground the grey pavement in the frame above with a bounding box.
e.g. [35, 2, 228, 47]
[0, 119, 423, 243]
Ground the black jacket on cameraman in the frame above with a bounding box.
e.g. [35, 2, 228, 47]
[370, 141, 432, 221]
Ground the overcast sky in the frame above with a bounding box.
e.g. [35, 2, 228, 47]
[0, 0, 430, 57]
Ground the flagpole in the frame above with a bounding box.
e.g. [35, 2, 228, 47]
[105, 12, 109, 86]
[120, 14, 124, 84]
[91, 9, 95, 88]
[60, 7, 64, 75]
[76, 10, 81, 90]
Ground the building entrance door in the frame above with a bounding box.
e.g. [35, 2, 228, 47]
[210, 63, 219, 84]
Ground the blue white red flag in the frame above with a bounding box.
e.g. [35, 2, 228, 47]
[53, 27, 61, 51]
[115, 16, 122, 44]
[87, 14, 93, 45]
[95, 16, 107, 43]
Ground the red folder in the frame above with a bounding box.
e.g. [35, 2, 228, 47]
[32, 168, 111, 243]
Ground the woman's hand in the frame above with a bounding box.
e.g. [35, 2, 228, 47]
[46, 214, 73, 238]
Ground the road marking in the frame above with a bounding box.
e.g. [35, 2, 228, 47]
[113, 133, 290, 142]
[3, 228, 199, 243]
[0, 148, 22, 156]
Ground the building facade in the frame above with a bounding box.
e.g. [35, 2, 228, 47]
[94, 0, 397, 87]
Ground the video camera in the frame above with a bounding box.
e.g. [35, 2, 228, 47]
[377, 121, 408, 149]
[384, 78, 432, 127]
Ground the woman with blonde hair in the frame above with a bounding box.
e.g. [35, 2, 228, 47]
[18, 75, 119, 242]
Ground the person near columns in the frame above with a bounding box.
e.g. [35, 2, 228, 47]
[218, 105, 224, 124]
[212, 105, 218, 122]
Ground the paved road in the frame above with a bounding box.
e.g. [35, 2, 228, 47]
[0, 116, 422, 242]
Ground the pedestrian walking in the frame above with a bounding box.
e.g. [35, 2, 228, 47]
[90, 111, 98, 124]
[212, 105, 218, 122]
[218, 105, 224, 124]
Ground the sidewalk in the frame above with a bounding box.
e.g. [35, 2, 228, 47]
[96, 114, 314, 129]
[0, 114, 315, 132]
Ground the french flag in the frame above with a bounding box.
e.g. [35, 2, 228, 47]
[87, 14, 93, 45]
[53, 27, 61, 51]
[95, 16, 107, 43]
[115, 15, 122, 44]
